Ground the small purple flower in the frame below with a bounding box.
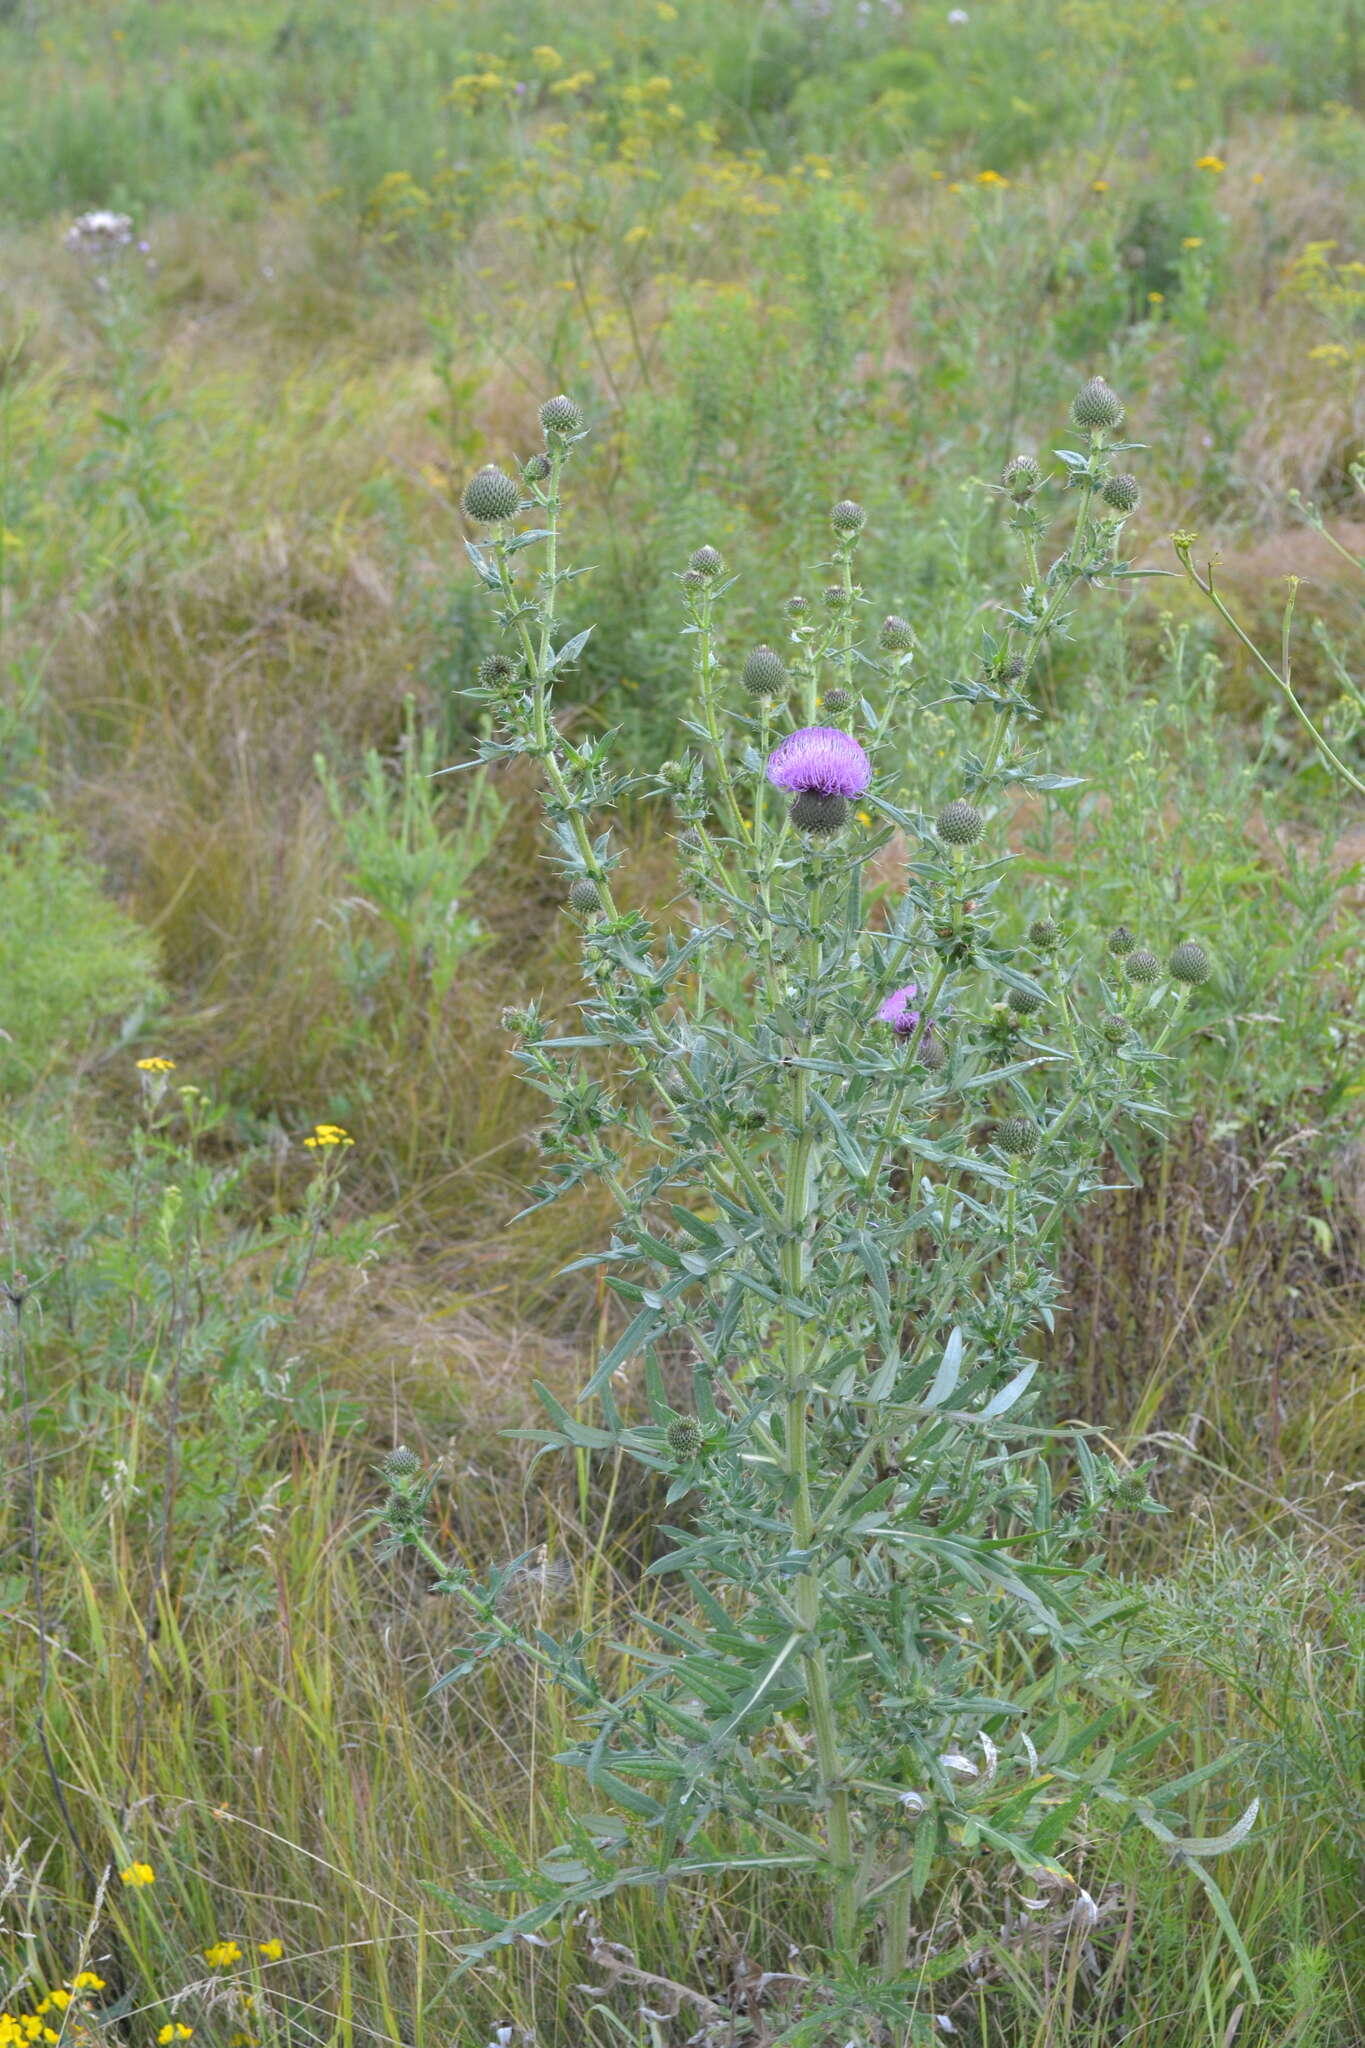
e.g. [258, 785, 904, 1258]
[767, 726, 870, 833]
[877, 983, 923, 1036]
[767, 725, 871, 799]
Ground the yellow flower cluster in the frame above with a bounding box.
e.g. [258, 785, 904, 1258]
[121, 1860, 156, 1884]
[158, 2025, 193, 2043]
[302, 1123, 354, 1150]
[1, 1976, 106, 2048]
[135, 1058, 175, 1074]
[203, 1940, 244, 1969]
[1195, 153, 1226, 173]
[1281, 240, 1365, 366]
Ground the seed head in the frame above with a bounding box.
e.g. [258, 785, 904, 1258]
[823, 582, 853, 609]
[1028, 916, 1061, 949]
[681, 568, 708, 593]
[381, 1445, 422, 1483]
[666, 1416, 704, 1463]
[539, 393, 584, 437]
[879, 614, 914, 651]
[1107, 924, 1136, 957]
[1070, 376, 1125, 432]
[1124, 949, 1162, 984]
[523, 452, 552, 482]
[568, 877, 601, 914]
[689, 544, 724, 578]
[784, 594, 812, 619]
[478, 652, 520, 691]
[742, 645, 787, 699]
[997, 1116, 1040, 1157]
[1100, 1011, 1129, 1044]
[936, 800, 984, 847]
[462, 465, 521, 523]
[1169, 939, 1211, 985]
[822, 686, 852, 711]
[1002, 454, 1042, 498]
[1102, 473, 1140, 513]
[830, 498, 866, 536]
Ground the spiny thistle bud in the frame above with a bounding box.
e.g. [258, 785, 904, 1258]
[997, 1116, 1040, 1157]
[524, 452, 552, 482]
[1102, 473, 1140, 514]
[994, 652, 1027, 683]
[1029, 916, 1061, 949]
[790, 789, 848, 834]
[568, 877, 600, 914]
[879, 614, 914, 651]
[830, 498, 866, 536]
[381, 1445, 421, 1483]
[822, 686, 852, 711]
[742, 645, 787, 699]
[1107, 924, 1136, 957]
[689, 544, 724, 578]
[784, 594, 812, 619]
[823, 582, 853, 609]
[1002, 454, 1042, 498]
[478, 652, 519, 691]
[682, 568, 708, 593]
[1070, 376, 1125, 432]
[1125, 949, 1162, 984]
[1008, 985, 1045, 1016]
[936, 800, 984, 847]
[1169, 940, 1211, 985]
[660, 758, 691, 789]
[1100, 1011, 1129, 1044]
[462, 464, 520, 523]
[666, 1415, 704, 1463]
[918, 1035, 948, 1071]
[539, 393, 583, 438]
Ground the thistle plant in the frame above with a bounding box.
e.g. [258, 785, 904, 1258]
[394, 386, 1256, 2033]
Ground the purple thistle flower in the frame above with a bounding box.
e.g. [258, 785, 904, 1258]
[877, 983, 924, 1036]
[766, 726, 871, 799]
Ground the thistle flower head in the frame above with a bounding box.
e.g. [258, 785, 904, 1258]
[539, 393, 583, 438]
[997, 1115, 1040, 1157]
[478, 652, 520, 691]
[689, 544, 724, 578]
[1102, 472, 1140, 514]
[936, 799, 984, 847]
[1125, 949, 1162, 983]
[742, 645, 787, 698]
[1107, 923, 1136, 956]
[1002, 454, 1041, 498]
[462, 465, 520, 523]
[877, 982, 926, 1037]
[1070, 376, 1125, 431]
[766, 727, 871, 800]
[822, 686, 852, 711]
[1169, 939, 1211, 985]
[523, 451, 552, 482]
[568, 877, 601, 913]
[666, 1416, 704, 1462]
[784, 594, 812, 619]
[879, 613, 914, 651]
[1029, 916, 1061, 949]
[1008, 985, 1045, 1016]
[830, 497, 866, 536]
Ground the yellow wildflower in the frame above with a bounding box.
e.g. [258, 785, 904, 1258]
[69, 1976, 105, 1992]
[1310, 343, 1350, 362]
[530, 45, 562, 71]
[1091, 178, 1110, 192]
[120, 1862, 156, 1886]
[136, 1058, 175, 1074]
[1181, 235, 1203, 249]
[302, 1124, 354, 1150]
[257, 1941, 284, 1961]
[1147, 290, 1164, 304]
[1251, 171, 1265, 184]
[1195, 153, 1225, 173]
[158, 2027, 193, 2043]
[947, 181, 963, 193]
[203, 1941, 243, 1970]
[975, 168, 1009, 187]
[655, 0, 677, 16]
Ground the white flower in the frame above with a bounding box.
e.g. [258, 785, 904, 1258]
[63, 209, 135, 257]
[947, 8, 969, 21]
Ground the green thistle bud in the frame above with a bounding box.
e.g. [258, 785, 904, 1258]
[823, 582, 853, 609]
[1102, 473, 1140, 514]
[478, 652, 519, 691]
[1100, 1011, 1129, 1044]
[1070, 376, 1125, 431]
[539, 393, 584, 438]
[831, 498, 866, 536]
[1125, 949, 1162, 984]
[1008, 985, 1045, 1016]
[918, 1035, 948, 1072]
[879, 614, 914, 651]
[523, 452, 552, 482]
[784, 594, 812, 619]
[1107, 924, 1136, 957]
[660, 758, 691, 789]
[742, 645, 787, 698]
[666, 1415, 704, 1463]
[997, 1116, 1040, 1157]
[381, 1445, 421, 1482]
[790, 790, 848, 834]
[568, 877, 600, 914]
[994, 652, 1027, 683]
[1169, 940, 1211, 985]
[1029, 916, 1061, 949]
[822, 686, 852, 712]
[1002, 454, 1042, 498]
[462, 465, 521, 523]
[936, 800, 984, 847]
[689, 545, 724, 578]
[681, 568, 708, 593]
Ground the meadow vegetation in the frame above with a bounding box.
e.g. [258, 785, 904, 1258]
[0, 1, 1363, 2043]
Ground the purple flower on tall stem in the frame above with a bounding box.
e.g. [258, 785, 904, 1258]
[766, 725, 871, 834]
[877, 983, 923, 1036]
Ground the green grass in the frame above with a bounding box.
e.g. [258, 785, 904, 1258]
[1, 0, 1364, 2041]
